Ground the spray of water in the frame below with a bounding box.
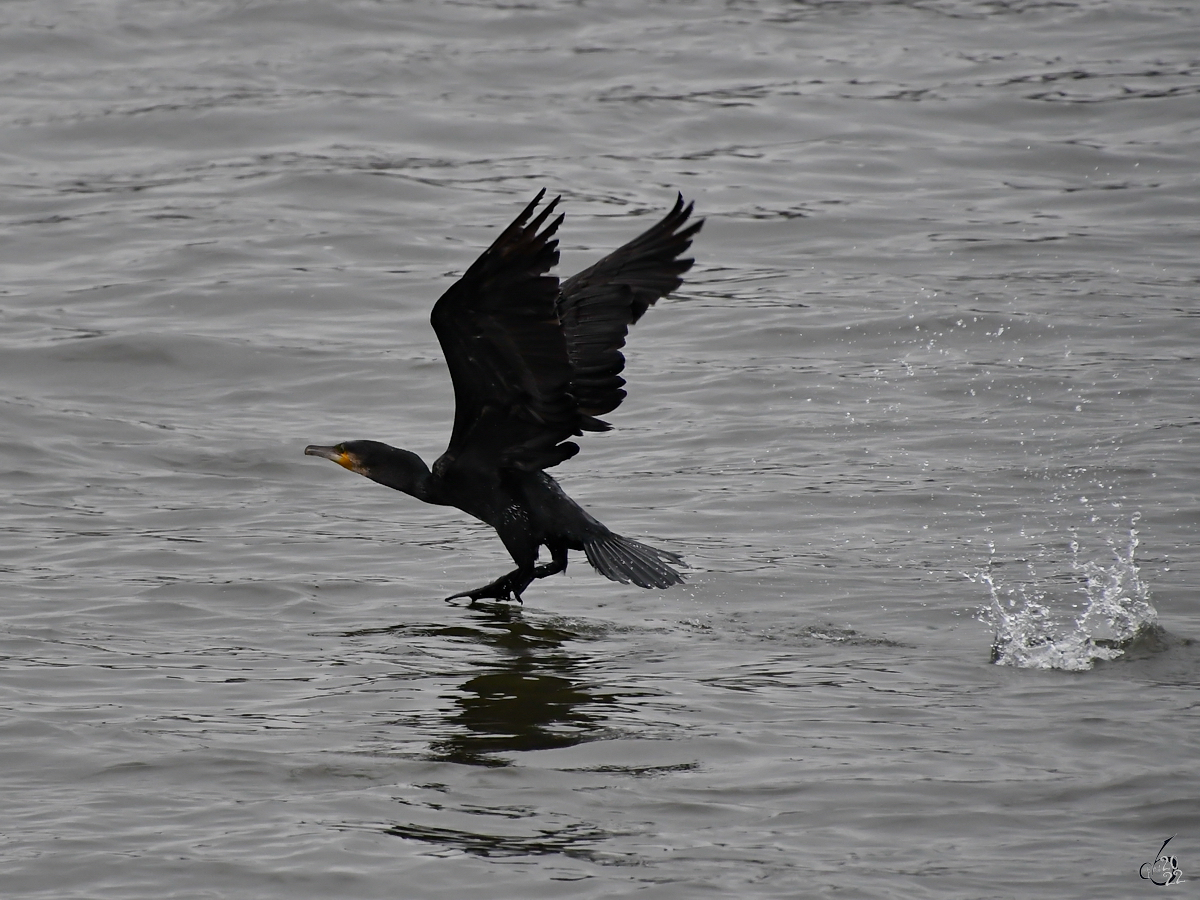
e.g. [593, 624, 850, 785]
[974, 519, 1159, 670]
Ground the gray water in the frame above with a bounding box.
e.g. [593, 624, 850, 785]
[2, 1, 1198, 898]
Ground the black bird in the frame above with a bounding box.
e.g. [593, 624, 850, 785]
[305, 191, 702, 603]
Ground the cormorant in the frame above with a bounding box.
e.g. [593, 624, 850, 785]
[305, 190, 702, 603]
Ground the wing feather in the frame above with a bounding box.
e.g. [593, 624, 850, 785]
[558, 194, 703, 426]
[428, 191, 702, 475]
[431, 191, 581, 472]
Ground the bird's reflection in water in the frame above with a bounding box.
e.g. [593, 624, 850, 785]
[344, 604, 666, 860]
[426, 605, 614, 767]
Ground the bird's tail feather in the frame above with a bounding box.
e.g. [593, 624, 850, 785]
[584, 533, 684, 589]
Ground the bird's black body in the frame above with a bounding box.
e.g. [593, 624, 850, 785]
[305, 191, 702, 603]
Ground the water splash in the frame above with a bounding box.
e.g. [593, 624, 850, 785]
[975, 521, 1159, 670]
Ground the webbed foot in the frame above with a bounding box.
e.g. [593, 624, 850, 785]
[445, 573, 527, 605]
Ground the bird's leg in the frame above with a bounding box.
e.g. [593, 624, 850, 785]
[531, 543, 568, 581]
[445, 567, 535, 605]
[446, 529, 541, 605]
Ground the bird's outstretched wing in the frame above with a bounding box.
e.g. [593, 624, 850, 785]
[431, 190, 582, 472]
[558, 194, 703, 425]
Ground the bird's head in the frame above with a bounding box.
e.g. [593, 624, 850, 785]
[304, 440, 432, 497]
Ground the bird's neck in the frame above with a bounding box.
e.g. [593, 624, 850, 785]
[367, 447, 436, 503]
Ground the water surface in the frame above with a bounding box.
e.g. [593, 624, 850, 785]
[2, 1, 1198, 898]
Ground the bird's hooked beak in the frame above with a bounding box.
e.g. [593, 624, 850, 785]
[305, 444, 362, 474]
